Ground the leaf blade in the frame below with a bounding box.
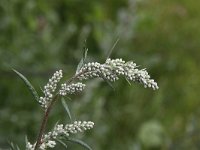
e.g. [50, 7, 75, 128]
[56, 139, 68, 149]
[66, 138, 93, 150]
[106, 37, 120, 60]
[13, 69, 40, 104]
[99, 73, 115, 90]
[61, 97, 72, 122]
[125, 77, 131, 85]
[25, 135, 28, 146]
[9, 142, 15, 150]
[76, 45, 88, 74]
[8, 141, 21, 150]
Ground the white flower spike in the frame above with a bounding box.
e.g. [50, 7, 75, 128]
[77, 58, 159, 90]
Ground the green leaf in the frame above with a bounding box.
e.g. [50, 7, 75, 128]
[104, 79, 115, 90]
[8, 141, 21, 150]
[56, 139, 68, 149]
[99, 73, 115, 90]
[13, 69, 40, 104]
[16, 145, 21, 150]
[54, 120, 61, 127]
[9, 142, 15, 150]
[66, 138, 93, 150]
[76, 44, 88, 74]
[125, 77, 131, 85]
[61, 97, 72, 122]
[106, 37, 119, 60]
[25, 135, 28, 146]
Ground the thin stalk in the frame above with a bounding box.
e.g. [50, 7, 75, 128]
[34, 95, 59, 150]
[66, 70, 87, 85]
[34, 70, 87, 150]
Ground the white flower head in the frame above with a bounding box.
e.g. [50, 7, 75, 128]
[59, 82, 86, 96]
[42, 121, 94, 143]
[26, 142, 35, 150]
[39, 70, 63, 109]
[77, 58, 159, 90]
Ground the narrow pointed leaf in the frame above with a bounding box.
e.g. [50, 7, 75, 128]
[8, 141, 20, 150]
[66, 96, 72, 101]
[99, 74, 115, 90]
[125, 77, 131, 85]
[25, 135, 28, 146]
[9, 142, 15, 150]
[66, 138, 92, 150]
[106, 37, 119, 60]
[16, 145, 21, 150]
[104, 79, 115, 90]
[13, 69, 40, 103]
[54, 120, 60, 127]
[61, 97, 72, 122]
[56, 139, 68, 149]
[76, 46, 88, 74]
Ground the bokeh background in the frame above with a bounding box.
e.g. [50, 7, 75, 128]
[0, 0, 200, 149]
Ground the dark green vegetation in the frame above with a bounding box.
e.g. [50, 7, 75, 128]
[0, 0, 200, 149]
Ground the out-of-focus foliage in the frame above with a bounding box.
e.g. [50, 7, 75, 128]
[0, 0, 200, 149]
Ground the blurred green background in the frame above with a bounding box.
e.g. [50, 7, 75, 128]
[0, 0, 200, 149]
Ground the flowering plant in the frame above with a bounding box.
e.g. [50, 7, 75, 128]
[12, 50, 158, 150]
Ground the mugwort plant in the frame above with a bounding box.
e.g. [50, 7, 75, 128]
[12, 49, 158, 150]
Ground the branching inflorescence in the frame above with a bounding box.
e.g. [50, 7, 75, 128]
[27, 121, 94, 150]
[77, 58, 158, 90]
[59, 82, 86, 96]
[39, 70, 63, 109]
[23, 58, 158, 150]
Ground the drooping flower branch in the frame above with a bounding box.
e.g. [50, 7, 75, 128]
[27, 121, 94, 150]
[77, 58, 159, 90]
[23, 58, 158, 150]
[39, 70, 63, 109]
[59, 82, 86, 96]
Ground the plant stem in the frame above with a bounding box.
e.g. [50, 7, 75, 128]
[66, 70, 87, 84]
[34, 95, 59, 150]
[34, 70, 87, 150]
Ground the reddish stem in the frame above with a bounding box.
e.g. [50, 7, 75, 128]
[34, 70, 86, 150]
[34, 95, 58, 150]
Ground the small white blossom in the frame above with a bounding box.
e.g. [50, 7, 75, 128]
[25, 58, 158, 150]
[27, 121, 94, 150]
[39, 70, 63, 109]
[40, 143, 46, 150]
[38, 140, 56, 150]
[65, 121, 94, 134]
[77, 58, 159, 90]
[59, 82, 86, 96]
[26, 142, 35, 150]
[46, 140, 56, 148]
[42, 121, 94, 144]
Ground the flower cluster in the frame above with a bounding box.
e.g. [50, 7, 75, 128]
[26, 142, 35, 150]
[25, 58, 158, 150]
[26, 141, 56, 150]
[77, 58, 159, 90]
[40, 140, 56, 150]
[45, 121, 94, 139]
[39, 70, 63, 109]
[26, 121, 94, 150]
[59, 82, 86, 96]
[41, 121, 94, 149]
